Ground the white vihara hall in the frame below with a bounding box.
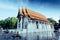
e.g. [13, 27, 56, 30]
[17, 8, 55, 37]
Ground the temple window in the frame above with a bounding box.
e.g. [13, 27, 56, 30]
[22, 17, 24, 29]
[25, 22, 27, 29]
[32, 20, 35, 23]
[28, 20, 31, 22]
[36, 21, 38, 29]
[18, 23, 20, 28]
[19, 19, 20, 22]
[18, 20, 20, 28]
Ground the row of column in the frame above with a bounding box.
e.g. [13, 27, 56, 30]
[17, 18, 54, 31]
[17, 17, 54, 33]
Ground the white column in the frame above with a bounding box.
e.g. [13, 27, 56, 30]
[44, 22, 48, 37]
[45, 23, 48, 37]
[17, 19, 19, 30]
[43, 22, 47, 31]
[38, 21, 42, 32]
[47, 23, 52, 37]
[20, 16, 23, 31]
[27, 20, 33, 33]
[38, 21, 42, 37]
[41, 22, 45, 37]
[33, 21, 36, 32]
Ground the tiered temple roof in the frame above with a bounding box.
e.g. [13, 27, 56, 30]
[17, 8, 48, 22]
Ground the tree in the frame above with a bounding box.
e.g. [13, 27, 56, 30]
[58, 19, 60, 26]
[0, 20, 5, 29]
[0, 17, 17, 29]
[47, 18, 57, 25]
[58, 19, 60, 29]
[47, 18, 58, 30]
[10, 17, 17, 29]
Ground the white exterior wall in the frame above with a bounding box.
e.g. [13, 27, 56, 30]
[27, 20, 36, 33]
[17, 17, 55, 37]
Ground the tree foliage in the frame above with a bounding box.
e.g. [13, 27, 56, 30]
[47, 18, 59, 30]
[47, 18, 57, 25]
[0, 17, 17, 29]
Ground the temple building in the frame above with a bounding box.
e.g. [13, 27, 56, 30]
[17, 8, 54, 37]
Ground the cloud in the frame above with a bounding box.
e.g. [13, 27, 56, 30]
[52, 17, 60, 23]
[0, 3, 18, 10]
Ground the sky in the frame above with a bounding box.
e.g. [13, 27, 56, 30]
[0, 0, 60, 22]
